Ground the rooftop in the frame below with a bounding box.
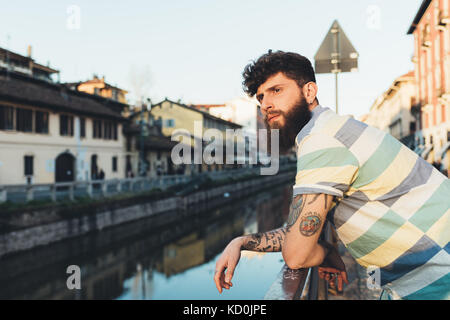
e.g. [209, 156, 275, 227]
[0, 47, 59, 77]
[0, 70, 126, 120]
[152, 98, 242, 128]
[407, 0, 432, 34]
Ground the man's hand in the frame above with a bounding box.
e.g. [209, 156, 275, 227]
[318, 241, 349, 293]
[214, 228, 287, 293]
[214, 237, 243, 294]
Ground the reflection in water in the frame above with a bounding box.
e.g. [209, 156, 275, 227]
[0, 183, 293, 300]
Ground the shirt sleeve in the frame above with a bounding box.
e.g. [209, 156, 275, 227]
[294, 133, 359, 198]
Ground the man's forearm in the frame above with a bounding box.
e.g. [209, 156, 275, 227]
[238, 228, 328, 266]
[238, 227, 286, 252]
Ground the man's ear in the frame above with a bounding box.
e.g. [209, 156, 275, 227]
[302, 82, 318, 104]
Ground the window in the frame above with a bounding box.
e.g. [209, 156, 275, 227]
[165, 119, 175, 128]
[60, 114, 74, 136]
[126, 137, 132, 152]
[0, 105, 14, 130]
[92, 120, 117, 140]
[24, 155, 33, 176]
[113, 122, 118, 140]
[16, 108, 33, 132]
[112, 156, 118, 172]
[80, 117, 86, 138]
[35, 111, 49, 134]
[409, 122, 416, 134]
[389, 119, 402, 139]
[93, 120, 103, 139]
[104, 121, 112, 140]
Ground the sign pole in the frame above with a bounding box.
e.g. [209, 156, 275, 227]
[314, 20, 358, 116]
[335, 72, 338, 115]
[332, 25, 340, 115]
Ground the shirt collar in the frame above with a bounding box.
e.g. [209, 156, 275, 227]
[295, 104, 329, 147]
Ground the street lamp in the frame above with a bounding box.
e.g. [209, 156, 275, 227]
[139, 98, 152, 177]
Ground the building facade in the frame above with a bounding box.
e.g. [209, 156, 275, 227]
[408, 0, 450, 170]
[0, 47, 128, 185]
[362, 72, 418, 150]
[193, 97, 260, 164]
[123, 113, 180, 177]
[65, 75, 128, 105]
[147, 98, 243, 173]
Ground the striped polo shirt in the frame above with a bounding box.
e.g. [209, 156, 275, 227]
[294, 105, 450, 300]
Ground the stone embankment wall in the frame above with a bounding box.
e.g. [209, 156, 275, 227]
[0, 171, 295, 257]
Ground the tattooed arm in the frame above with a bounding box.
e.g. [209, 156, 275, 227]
[238, 191, 317, 252]
[213, 228, 287, 293]
[239, 228, 286, 252]
[213, 192, 333, 293]
[213, 196, 301, 293]
[282, 193, 334, 269]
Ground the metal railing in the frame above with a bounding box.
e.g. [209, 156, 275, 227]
[264, 221, 334, 300]
[0, 164, 297, 204]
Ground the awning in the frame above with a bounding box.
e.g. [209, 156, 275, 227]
[421, 145, 433, 159]
[438, 142, 450, 160]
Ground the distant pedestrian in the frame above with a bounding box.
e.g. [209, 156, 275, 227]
[157, 165, 162, 176]
[99, 169, 105, 180]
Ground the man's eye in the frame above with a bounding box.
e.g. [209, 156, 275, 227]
[274, 88, 281, 93]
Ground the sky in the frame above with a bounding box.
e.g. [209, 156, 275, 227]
[0, 0, 423, 118]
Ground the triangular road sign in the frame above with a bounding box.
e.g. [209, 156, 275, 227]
[314, 20, 358, 74]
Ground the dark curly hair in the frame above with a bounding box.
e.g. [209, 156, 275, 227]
[242, 50, 317, 97]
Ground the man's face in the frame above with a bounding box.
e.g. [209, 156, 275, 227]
[256, 72, 312, 152]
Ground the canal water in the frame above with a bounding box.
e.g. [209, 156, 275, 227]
[0, 183, 293, 300]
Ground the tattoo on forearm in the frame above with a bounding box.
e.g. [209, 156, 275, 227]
[299, 212, 322, 237]
[286, 195, 305, 232]
[242, 228, 286, 252]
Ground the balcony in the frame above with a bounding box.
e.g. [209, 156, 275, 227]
[421, 25, 431, 49]
[437, 10, 450, 31]
[421, 38, 432, 48]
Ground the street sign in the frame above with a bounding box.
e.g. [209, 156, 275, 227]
[314, 20, 358, 114]
[315, 20, 358, 74]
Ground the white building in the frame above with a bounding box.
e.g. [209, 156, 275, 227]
[0, 48, 128, 185]
[193, 96, 260, 164]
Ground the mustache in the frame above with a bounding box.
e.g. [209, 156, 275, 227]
[264, 111, 283, 122]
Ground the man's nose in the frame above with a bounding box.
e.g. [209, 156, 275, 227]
[260, 97, 274, 115]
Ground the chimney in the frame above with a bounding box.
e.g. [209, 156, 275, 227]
[27, 45, 32, 58]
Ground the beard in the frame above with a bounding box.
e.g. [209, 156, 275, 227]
[264, 95, 312, 154]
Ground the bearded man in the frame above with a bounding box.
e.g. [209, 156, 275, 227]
[214, 50, 449, 300]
